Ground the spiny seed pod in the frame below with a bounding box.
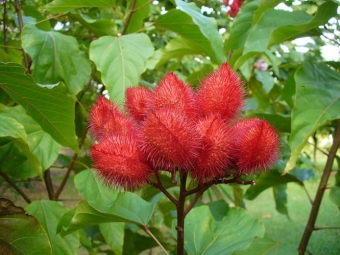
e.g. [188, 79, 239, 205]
[197, 63, 244, 122]
[90, 133, 152, 190]
[230, 118, 279, 174]
[140, 108, 201, 172]
[125, 87, 154, 122]
[90, 96, 134, 141]
[152, 73, 198, 119]
[191, 115, 231, 182]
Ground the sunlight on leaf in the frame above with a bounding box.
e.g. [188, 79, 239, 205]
[90, 34, 154, 104]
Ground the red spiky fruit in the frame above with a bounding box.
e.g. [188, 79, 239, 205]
[90, 132, 152, 190]
[125, 87, 154, 122]
[152, 73, 198, 119]
[90, 96, 134, 141]
[230, 118, 279, 174]
[191, 115, 231, 182]
[140, 108, 201, 172]
[197, 63, 244, 122]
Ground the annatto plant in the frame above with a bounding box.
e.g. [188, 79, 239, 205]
[89, 63, 279, 254]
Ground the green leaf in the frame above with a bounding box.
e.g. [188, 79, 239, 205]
[254, 69, 274, 94]
[0, 114, 42, 178]
[90, 34, 154, 103]
[0, 105, 61, 170]
[247, 112, 291, 133]
[233, 234, 292, 255]
[245, 171, 303, 200]
[156, 0, 225, 64]
[60, 193, 155, 235]
[100, 223, 125, 255]
[0, 62, 79, 152]
[233, 1, 338, 69]
[225, 0, 260, 51]
[68, 13, 117, 36]
[42, 0, 116, 13]
[74, 169, 118, 201]
[273, 184, 289, 216]
[25, 201, 79, 255]
[182, 206, 264, 255]
[329, 186, 340, 207]
[0, 198, 52, 255]
[284, 61, 340, 173]
[21, 24, 91, 97]
[125, 0, 150, 34]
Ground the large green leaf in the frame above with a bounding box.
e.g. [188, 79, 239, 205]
[0, 198, 52, 255]
[233, 1, 338, 69]
[21, 24, 91, 97]
[75, 169, 117, 201]
[59, 193, 155, 236]
[74, 162, 124, 254]
[245, 171, 303, 200]
[100, 223, 125, 255]
[25, 201, 79, 255]
[90, 34, 154, 103]
[0, 105, 61, 171]
[226, 0, 283, 51]
[156, 0, 225, 64]
[182, 206, 264, 255]
[42, 0, 116, 12]
[233, 234, 293, 255]
[284, 61, 340, 173]
[0, 62, 79, 152]
[0, 114, 42, 178]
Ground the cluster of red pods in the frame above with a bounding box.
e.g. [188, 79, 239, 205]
[89, 63, 279, 190]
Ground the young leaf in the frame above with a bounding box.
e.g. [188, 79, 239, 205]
[90, 34, 154, 103]
[156, 0, 225, 64]
[25, 200, 79, 255]
[284, 61, 340, 173]
[0, 198, 52, 255]
[182, 206, 264, 255]
[42, 0, 116, 13]
[21, 24, 91, 97]
[0, 62, 79, 152]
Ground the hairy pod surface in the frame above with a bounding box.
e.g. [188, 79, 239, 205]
[90, 133, 152, 190]
[140, 108, 201, 172]
[230, 118, 279, 174]
[198, 63, 244, 122]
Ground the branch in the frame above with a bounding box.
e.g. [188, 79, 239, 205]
[143, 225, 169, 255]
[3, 0, 8, 53]
[298, 119, 340, 255]
[53, 127, 88, 200]
[152, 170, 178, 205]
[13, 0, 31, 72]
[314, 226, 340, 231]
[121, 0, 138, 35]
[0, 170, 31, 204]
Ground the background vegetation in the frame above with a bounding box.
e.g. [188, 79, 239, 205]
[0, 0, 339, 254]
